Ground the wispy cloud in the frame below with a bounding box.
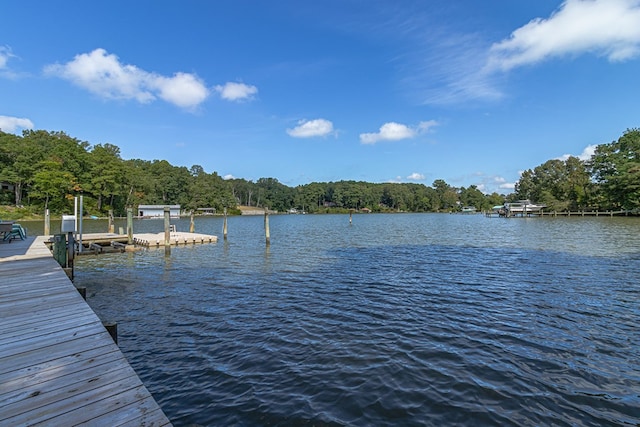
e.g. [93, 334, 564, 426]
[402, 32, 504, 105]
[214, 82, 258, 102]
[391, 0, 640, 105]
[287, 118, 335, 138]
[0, 45, 13, 69]
[0, 115, 34, 133]
[44, 48, 210, 109]
[486, 0, 640, 72]
[0, 45, 21, 79]
[360, 120, 437, 144]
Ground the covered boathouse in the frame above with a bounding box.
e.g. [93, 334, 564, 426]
[137, 204, 181, 218]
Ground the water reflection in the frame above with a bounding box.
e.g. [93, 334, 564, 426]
[74, 214, 640, 426]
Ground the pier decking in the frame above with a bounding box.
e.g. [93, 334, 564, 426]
[0, 236, 172, 426]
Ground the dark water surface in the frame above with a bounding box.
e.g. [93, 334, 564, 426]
[73, 214, 640, 426]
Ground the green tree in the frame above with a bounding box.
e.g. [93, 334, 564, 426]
[87, 143, 124, 212]
[255, 177, 294, 212]
[515, 157, 592, 211]
[459, 185, 488, 211]
[590, 128, 640, 210]
[186, 169, 235, 211]
[295, 182, 326, 212]
[0, 131, 31, 205]
[432, 179, 458, 211]
[30, 159, 78, 212]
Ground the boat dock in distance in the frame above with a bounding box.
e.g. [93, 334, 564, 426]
[487, 200, 630, 218]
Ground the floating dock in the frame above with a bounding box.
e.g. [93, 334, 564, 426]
[81, 231, 216, 247]
[0, 236, 173, 426]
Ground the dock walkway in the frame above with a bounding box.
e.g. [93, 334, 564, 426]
[0, 236, 172, 426]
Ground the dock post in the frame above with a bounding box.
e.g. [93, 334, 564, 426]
[126, 208, 133, 244]
[265, 207, 270, 247]
[349, 209, 353, 225]
[44, 209, 50, 236]
[164, 206, 171, 255]
[52, 234, 67, 268]
[190, 210, 195, 233]
[223, 207, 228, 241]
[66, 231, 74, 280]
[103, 322, 118, 344]
[78, 195, 84, 253]
[108, 209, 114, 233]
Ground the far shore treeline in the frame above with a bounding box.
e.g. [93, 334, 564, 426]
[1, 128, 639, 219]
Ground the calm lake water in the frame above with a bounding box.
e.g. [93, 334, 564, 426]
[67, 213, 639, 426]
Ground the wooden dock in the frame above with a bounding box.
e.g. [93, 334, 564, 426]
[538, 210, 629, 217]
[0, 236, 172, 426]
[486, 209, 630, 218]
[76, 232, 218, 250]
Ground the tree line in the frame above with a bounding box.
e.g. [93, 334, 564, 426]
[1, 128, 638, 217]
[514, 128, 640, 212]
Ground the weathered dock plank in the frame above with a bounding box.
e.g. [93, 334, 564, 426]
[0, 236, 172, 426]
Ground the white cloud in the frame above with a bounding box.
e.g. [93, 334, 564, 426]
[223, 174, 235, 180]
[463, 173, 515, 194]
[44, 48, 209, 109]
[387, 173, 427, 183]
[155, 72, 209, 108]
[487, 0, 640, 72]
[287, 119, 334, 138]
[499, 182, 516, 190]
[214, 82, 258, 102]
[360, 120, 437, 144]
[579, 144, 597, 161]
[557, 144, 597, 162]
[0, 115, 34, 133]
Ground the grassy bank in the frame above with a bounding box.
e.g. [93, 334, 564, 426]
[0, 205, 43, 221]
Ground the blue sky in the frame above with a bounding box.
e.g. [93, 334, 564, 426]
[2, 0, 639, 194]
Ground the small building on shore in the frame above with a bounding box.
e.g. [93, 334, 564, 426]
[137, 205, 181, 218]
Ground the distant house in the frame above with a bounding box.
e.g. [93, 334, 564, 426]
[137, 205, 181, 218]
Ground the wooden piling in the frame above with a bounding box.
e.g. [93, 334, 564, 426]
[164, 206, 171, 255]
[223, 207, 228, 241]
[103, 321, 118, 344]
[265, 208, 271, 247]
[78, 195, 84, 253]
[190, 210, 195, 233]
[126, 207, 133, 244]
[44, 209, 50, 236]
[108, 209, 114, 233]
[66, 232, 74, 269]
